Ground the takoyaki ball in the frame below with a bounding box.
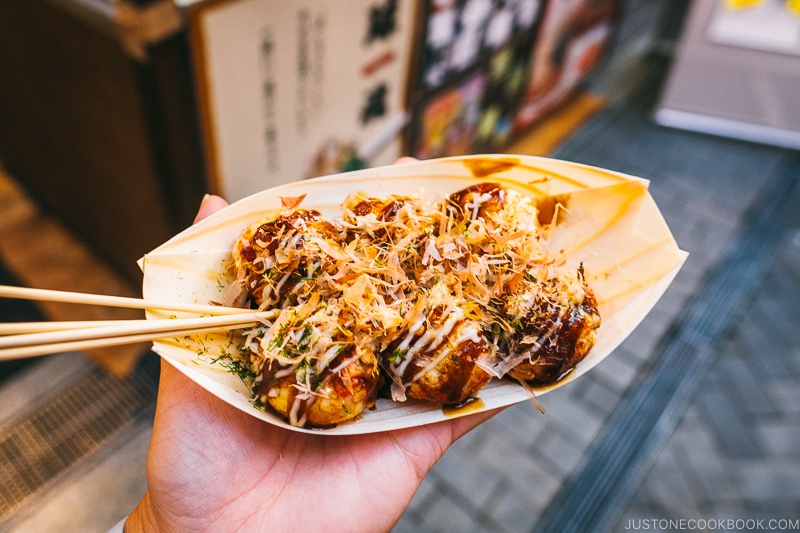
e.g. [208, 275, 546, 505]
[403, 323, 493, 405]
[233, 209, 340, 307]
[447, 182, 507, 226]
[256, 345, 381, 428]
[446, 183, 542, 259]
[385, 299, 493, 405]
[343, 194, 406, 222]
[505, 275, 601, 386]
[341, 193, 414, 242]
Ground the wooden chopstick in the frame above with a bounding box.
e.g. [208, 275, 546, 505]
[0, 320, 140, 335]
[0, 311, 278, 360]
[0, 285, 252, 315]
[0, 329, 226, 360]
[0, 312, 274, 350]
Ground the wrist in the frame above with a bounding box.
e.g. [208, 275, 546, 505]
[124, 491, 160, 533]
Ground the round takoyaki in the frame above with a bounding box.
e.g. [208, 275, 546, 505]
[232, 209, 341, 307]
[251, 304, 382, 427]
[502, 271, 601, 386]
[383, 284, 492, 405]
[447, 182, 508, 226]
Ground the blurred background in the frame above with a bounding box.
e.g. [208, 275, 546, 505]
[0, 0, 798, 531]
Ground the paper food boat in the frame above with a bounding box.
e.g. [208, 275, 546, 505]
[140, 155, 687, 435]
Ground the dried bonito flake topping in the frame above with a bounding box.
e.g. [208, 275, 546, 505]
[229, 182, 600, 428]
[279, 194, 307, 210]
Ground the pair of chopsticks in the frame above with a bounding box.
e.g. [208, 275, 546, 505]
[0, 285, 275, 360]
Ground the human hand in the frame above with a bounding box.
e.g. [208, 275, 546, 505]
[125, 190, 502, 532]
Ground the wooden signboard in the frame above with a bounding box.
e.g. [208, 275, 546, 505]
[185, 0, 420, 201]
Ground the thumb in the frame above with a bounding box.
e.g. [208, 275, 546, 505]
[194, 194, 229, 224]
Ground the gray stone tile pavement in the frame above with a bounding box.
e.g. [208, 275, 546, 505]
[8, 421, 151, 533]
[616, 224, 800, 528]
